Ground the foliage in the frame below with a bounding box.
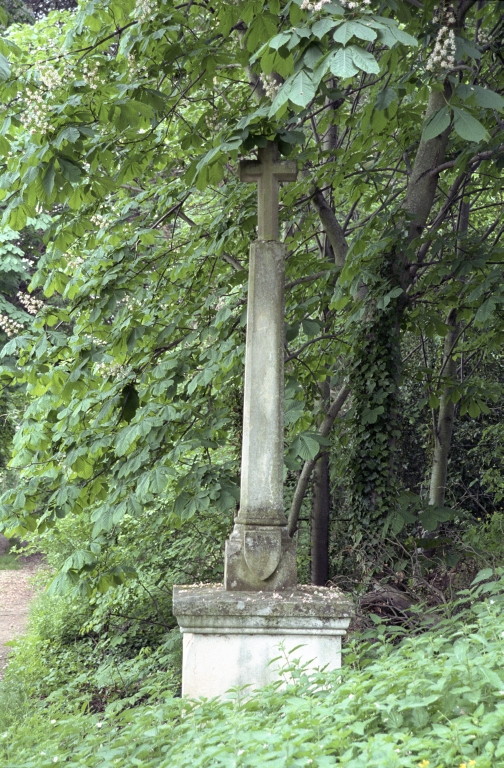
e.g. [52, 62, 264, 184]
[2, 569, 504, 766]
[0, 0, 502, 586]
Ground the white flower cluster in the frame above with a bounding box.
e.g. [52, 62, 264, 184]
[259, 73, 280, 100]
[94, 361, 130, 378]
[22, 58, 72, 136]
[82, 59, 103, 90]
[126, 53, 147, 80]
[0, 314, 24, 337]
[134, 0, 157, 23]
[477, 28, 491, 46]
[122, 296, 141, 312]
[427, 4, 456, 72]
[17, 291, 45, 315]
[90, 213, 108, 227]
[66, 256, 84, 270]
[301, 0, 370, 11]
[23, 88, 51, 135]
[339, 0, 371, 7]
[38, 63, 64, 90]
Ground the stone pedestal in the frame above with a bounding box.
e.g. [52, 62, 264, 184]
[173, 584, 353, 698]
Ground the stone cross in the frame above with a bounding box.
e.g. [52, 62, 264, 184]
[239, 142, 298, 241]
[224, 141, 298, 591]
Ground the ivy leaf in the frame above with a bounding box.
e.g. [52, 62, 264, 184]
[422, 105, 451, 141]
[452, 107, 488, 142]
[329, 48, 359, 78]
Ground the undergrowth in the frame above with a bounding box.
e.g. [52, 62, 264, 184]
[1, 569, 504, 767]
[0, 552, 20, 569]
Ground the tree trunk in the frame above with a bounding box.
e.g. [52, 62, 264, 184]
[428, 199, 469, 507]
[429, 309, 458, 507]
[311, 450, 330, 585]
[311, 379, 331, 585]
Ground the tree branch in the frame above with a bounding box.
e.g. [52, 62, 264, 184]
[310, 188, 348, 268]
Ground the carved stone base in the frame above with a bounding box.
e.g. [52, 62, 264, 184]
[172, 584, 353, 698]
[224, 524, 296, 591]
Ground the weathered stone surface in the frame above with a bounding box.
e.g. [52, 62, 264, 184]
[239, 142, 297, 242]
[235, 240, 286, 528]
[173, 584, 354, 625]
[224, 524, 296, 591]
[223, 238, 297, 590]
[173, 584, 353, 698]
[180, 632, 344, 698]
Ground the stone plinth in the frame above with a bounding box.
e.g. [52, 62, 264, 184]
[173, 584, 353, 698]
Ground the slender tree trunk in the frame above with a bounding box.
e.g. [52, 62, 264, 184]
[311, 450, 330, 585]
[429, 308, 459, 507]
[428, 199, 469, 507]
[311, 379, 331, 585]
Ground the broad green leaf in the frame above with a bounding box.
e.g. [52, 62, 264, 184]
[311, 18, 340, 39]
[422, 105, 451, 141]
[333, 22, 358, 45]
[42, 159, 56, 197]
[452, 107, 488, 142]
[286, 70, 316, 107]
[55, 125, 80, 148]
[268, 32, 291, 50]
[457, 83, 504, 112]
[348, 45, 380, 74]
[350, 21, 377, 43]
[329, 48, 358, 78]
[0, 52, 10, 81]
[375, 87, 397, 111]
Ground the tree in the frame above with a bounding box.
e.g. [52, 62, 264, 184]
[0, 0, 502, 590]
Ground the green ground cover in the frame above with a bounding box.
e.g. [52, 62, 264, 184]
[1, 570, 504, 768]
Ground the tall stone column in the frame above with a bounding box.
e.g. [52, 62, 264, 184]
[223, 142, 298, 591]
[224, 239, 296, 590]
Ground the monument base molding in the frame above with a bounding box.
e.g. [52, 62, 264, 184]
[173, 584, 353, 699]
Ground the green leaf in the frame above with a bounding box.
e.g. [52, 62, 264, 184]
[348, 45, 380, 75]
[286, 70, 316, 107]
[422, 105, 451, 141]
[329, 48, 358, 78]
[333, 22, 357, 45]
[0, 52, 10, 81]
[471, 567, 494, 585]
[350, 21, 377, 43]
[302, 318, 320, 337]
[42, 159, 56, 197]
[457, 84, 504, 112]
[311, 18, 340, 39]
[269, 32, 291, 50]
[375, 87, 397, 111]
[452, 107, 489, 142]
[58, 157, 83, 183]
[55, 125, 80, 148]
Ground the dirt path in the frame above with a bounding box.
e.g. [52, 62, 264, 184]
[0, 554, 43, 679]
